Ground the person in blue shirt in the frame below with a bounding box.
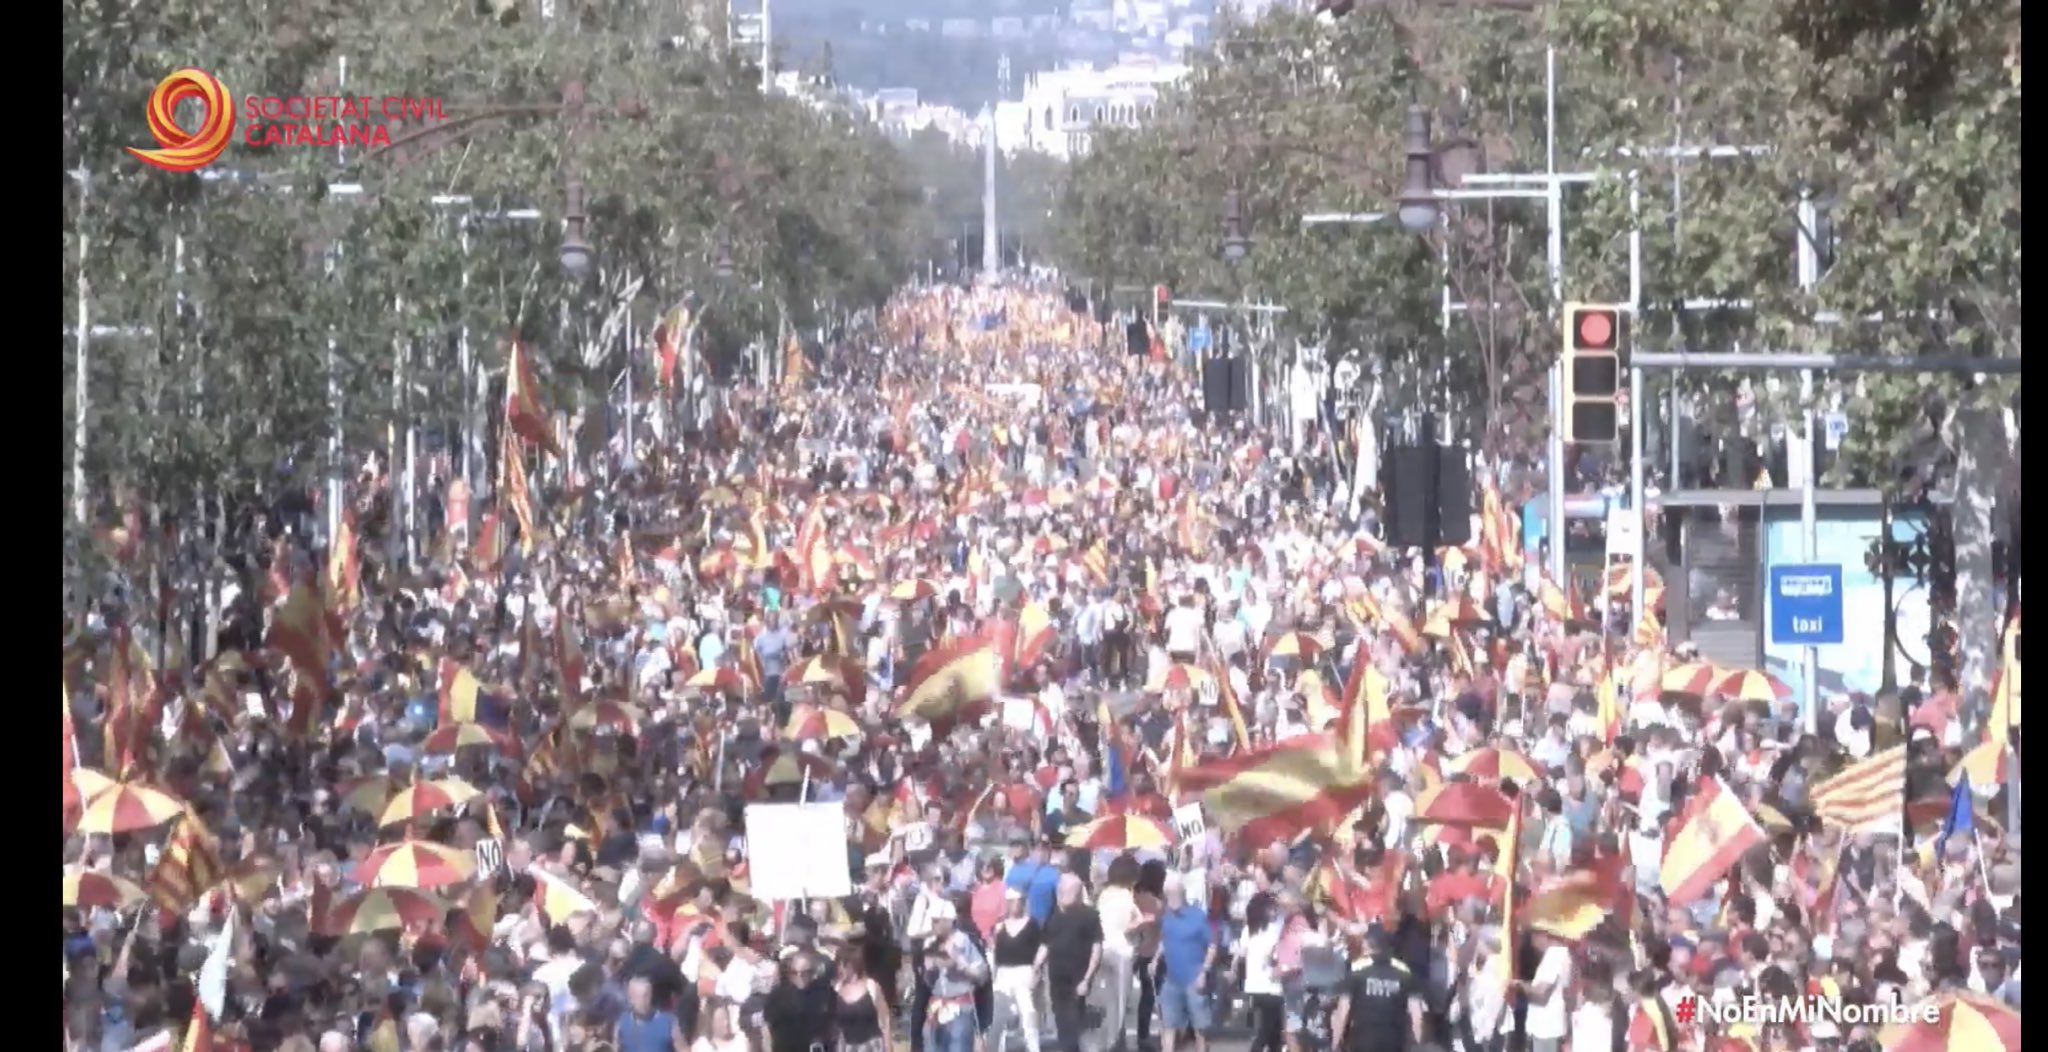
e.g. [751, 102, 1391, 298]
[1155, 876, 1216, 1052]
[1003, 834, 1062, 924]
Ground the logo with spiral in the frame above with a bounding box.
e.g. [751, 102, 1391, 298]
[127, 69, 234, 172]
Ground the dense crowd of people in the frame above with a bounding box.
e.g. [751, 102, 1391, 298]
[62, 284, 2020, 1052]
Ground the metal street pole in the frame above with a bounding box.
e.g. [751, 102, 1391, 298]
[1796, 193, 1822, 733]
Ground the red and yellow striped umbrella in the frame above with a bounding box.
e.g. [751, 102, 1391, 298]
[1143, 663, 1214, 694]
[357, 840, 478, 890]
[420, 722, 519, 756]
[74, 782, 187, 834]
[320, 887, 446, 936]
[1446, 747, 1546, 785]
[889, 578, 941, 603]
[1711, 668, 1792, 704]
[784, 703, 862, 741]
[1879, 992, 2021, 1052]
[64, 869, 145, 909]
[568, 700, 646, 735]
[336, 774, 399, 815]
[1659, 661, 1724, 696]
[1266, 632, 1322, 662]
[783, 654, 867, 706]
[378, 777, 481, 827]
[1063, 811, 1176, 851]
[1412, 782, 1517, 829]
[685, 666, 752, 695]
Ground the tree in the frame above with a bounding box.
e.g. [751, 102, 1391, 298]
[1550, 0, 2020, 707]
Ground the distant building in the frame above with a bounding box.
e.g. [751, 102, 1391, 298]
[994, 59, 1187, 160]
[939, 17, 982, 37]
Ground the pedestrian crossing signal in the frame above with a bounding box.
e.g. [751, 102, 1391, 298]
[1563, 303, 1625, 443]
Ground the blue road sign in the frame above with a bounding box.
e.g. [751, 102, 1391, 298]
[1768, 563, 1845, 645]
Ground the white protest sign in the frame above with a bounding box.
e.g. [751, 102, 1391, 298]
[743, 803, 853, 900]
[1172, 802, 1207, 841]
[1001, 695, 1042, 737]
[473, 839, 506, 878]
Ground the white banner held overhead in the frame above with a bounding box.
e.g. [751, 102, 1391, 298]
[743, 803, 854, 901]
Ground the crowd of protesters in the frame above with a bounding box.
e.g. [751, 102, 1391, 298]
[62, 283, 2020, 1052]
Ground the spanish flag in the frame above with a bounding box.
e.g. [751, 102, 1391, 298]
[438, 658, 484, 726]
[1659, 775, 1765, 904]
[1173, 734, 1375, 848]
[529, 866, 599, 925]
[1523, 854, 1626, 941]
[1596, 668, 1623, 743]
[504, 340, 565, 459]
[895, 637, 1002, 740]
[1011, 601, 1056, 671]
[1625, 996, 1678, 1051]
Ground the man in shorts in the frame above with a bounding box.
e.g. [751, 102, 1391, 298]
[1155, 876, 1216, 1052]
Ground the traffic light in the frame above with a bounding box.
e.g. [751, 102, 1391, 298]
[1562, 303, 1625, 443]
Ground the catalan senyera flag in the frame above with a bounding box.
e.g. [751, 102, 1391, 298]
[1080, 540, 1111, 587]
[1172, 734, 1375, 848]
[1809, 745, 1908, 834]
[1985, 604, 2021, 738]
[1205, 654, 1252, 751]
[1338, 648, 1392, 767]
[782, 332, 811, 389]
[1659, 775, 1765, 903]
[1498, 800, 1522, 985]
[151, 813, 226, 915]
[499, 429, 539, 556]
[1477, 477, 1523, 577]
[439, 658, 485, 726]
[266, 580, 332, 739]
[325, 511, 361, 622]
[504, 340, 565, 459]
[471, 510, 504, 574]
[652, 303, 691, 391]
[896, 636, 1002, 740]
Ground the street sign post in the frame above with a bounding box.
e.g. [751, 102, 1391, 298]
[1767, 564, 1845, 646]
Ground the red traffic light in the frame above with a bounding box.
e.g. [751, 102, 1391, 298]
[1572, 304, 1622, 349]
[1573, 308, 1617, 351]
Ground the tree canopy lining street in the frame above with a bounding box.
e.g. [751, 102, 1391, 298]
[63, 0, 951, 550]
[1050, 0, 2017, 706]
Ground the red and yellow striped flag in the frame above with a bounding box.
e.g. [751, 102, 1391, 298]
[499, 429, 538, 556]
[438, 658, 484, 726]
[504, 340, 565, 459]
[1205, 654, 1252, 752]
[895, 636, 1002, 740]
[267, 581, 331, 739]
[1337, 648, 1390, 768]
[325, 511, 361, 628]
[1809, 745, 1908, 835]
[151, 813, 225, 915]
[1172, 734, 1374, 848]
[652, 303, 691, 391]
[1498, 799, 1522, 985]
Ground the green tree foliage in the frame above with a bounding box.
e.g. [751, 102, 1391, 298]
[63, 0, 925, 530]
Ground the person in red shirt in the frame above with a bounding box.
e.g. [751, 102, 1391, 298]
[1426, 846, 1498, 918]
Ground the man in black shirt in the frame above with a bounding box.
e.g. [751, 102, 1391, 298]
[762, 949, 837, 1052]
[1039, 874, 1103, 1052]
[1331, 928, 1425, 1052]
